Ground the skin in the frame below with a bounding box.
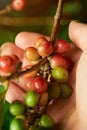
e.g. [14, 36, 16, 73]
[0, 21, 87, 130]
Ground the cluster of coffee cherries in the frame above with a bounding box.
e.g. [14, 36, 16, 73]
[0, 37, 73, 130]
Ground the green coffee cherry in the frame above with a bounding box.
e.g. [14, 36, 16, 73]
[51, 66, 68, 82]
[60, 83, 72, 98]
[10, 118, 26, 130]
[40, 114, 54, 128]
[25, 90, 39, 107]
[9, 101, 25, 116]
[48, 82, 60, 99]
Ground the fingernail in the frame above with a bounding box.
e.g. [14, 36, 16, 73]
[69, 19, 81, 23]
[74, 18, 87, 23]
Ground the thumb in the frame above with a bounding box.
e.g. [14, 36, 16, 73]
[69, 21, 87, 129]
[76, 51, 87, 130]
[69, 21, 87, 51]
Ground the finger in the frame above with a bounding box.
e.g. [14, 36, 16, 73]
[69, 21, 87, 128]
[15, 32, 44, 49]
[15, 32, 50, 67]
[6, 81, 25, 103]
[0, 43, 26, 103]
[0, 42, 24, 60]
[47, 95, 75, 124]
[66, 44, 82, 63]
[15, 31, 82, 65]
[69, 21, 87, 51]
[76, 51, 87, 129]
[0, 42, 30, 68]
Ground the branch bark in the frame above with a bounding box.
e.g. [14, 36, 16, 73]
[50, 0, 64, 43]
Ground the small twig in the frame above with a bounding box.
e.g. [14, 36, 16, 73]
[0, 58, 47, 82]
[50, 0, 64, 43]
[18, 58, 47, 77]
[0, 4, 13, 15]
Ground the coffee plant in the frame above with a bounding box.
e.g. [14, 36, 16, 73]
[0, 0, 74, 130]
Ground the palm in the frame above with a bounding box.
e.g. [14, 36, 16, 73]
[47, 47, 81, 130]
[1, 39, 80, 130]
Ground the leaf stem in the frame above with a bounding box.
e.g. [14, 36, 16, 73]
[50, 0, 64, 43]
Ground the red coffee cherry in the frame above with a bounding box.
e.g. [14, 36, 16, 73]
[12, 0, 27, 11]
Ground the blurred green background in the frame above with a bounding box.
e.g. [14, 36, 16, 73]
[0, 0, 87, 45]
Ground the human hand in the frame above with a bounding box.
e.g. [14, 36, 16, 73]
[0, 21, 87, 130]
[68, 21, 87, 130]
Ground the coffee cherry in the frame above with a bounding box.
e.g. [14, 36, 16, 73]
[54, 39, 71, 54]
[60, 83, 72, 98]
[9, 101, 25, 116]
[40, 114, 54, 127]
[25, 47, 40, 61]
[10, 55, 20, 65]
[48, 82, 60, 99]
[35, 37, 48, 49]
[0, 55, 20, 74]
[25, 90, 39, 107]
[37, 41, 53, 58]
[33, 76, 48, 93]
[50, 53, 72, 69]
[51, 66, 68, 82]
[24, 77, 35, 91]
[39, 92, 48, 107]
[10, 118, 26, 130]
[12, 0, 27, 11]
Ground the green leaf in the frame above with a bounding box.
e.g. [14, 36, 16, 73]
[0, 27, 16, 46]
[0, 82, 8, 130]
[2, 101, 14, 130]
[0, 85, 5, 93]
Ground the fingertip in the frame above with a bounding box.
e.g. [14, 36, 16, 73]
[69, 21, 87, 51]
[15, 32, 43, 50]
[6, 81, 25, 103]
[76, 51, 87, 127]
[0, 42, 24, 60]
[68, 21, 77, 41]
[69, 21, 81, 44]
